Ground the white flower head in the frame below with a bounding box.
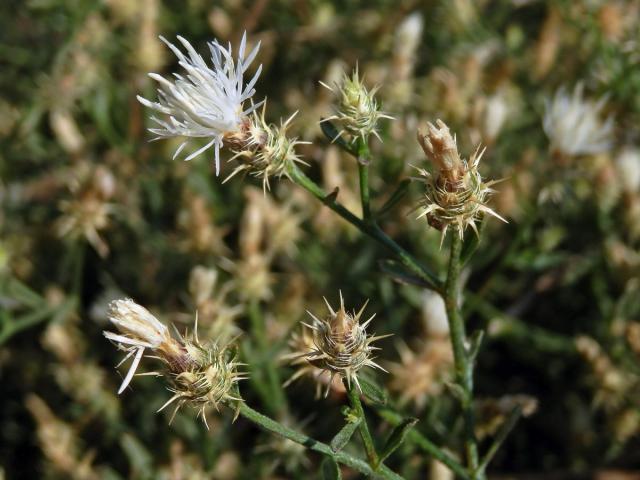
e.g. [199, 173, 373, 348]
[543, 83, 614, 157]
[137, 32, 263, 175]
[104, 299, 181, 394]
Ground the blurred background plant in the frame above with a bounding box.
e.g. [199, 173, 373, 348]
[1, 0, 640, 478]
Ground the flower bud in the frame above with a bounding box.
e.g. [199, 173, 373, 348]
[322, 68, 392, 143]
[287, 292, 389, 396]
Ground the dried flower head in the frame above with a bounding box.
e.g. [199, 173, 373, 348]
[387, 338, 453, 410]
[56, 166, 116, 258]
[415, 119, 505, 243]
[137, 33, 263, 175]
[224, 105, 309, 191]
[286, 292, 389, 396]
[321, 67, 392, 143]
[282, 328, 345, 398]
[103, 299, 245, 426]
[543, 83, 614, 157]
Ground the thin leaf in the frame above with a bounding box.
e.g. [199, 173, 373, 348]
[320, 119, 353, 153]
[330, 416, 362, 452]
[378, 180, 411, 217]
[460, 218, 485, 265]
[359, 377, 388, 405]
[378, 417, 419, 465]
[321, 457, 342, 480]
[378, 260, 432, 288]
[467, 329, 485, 364]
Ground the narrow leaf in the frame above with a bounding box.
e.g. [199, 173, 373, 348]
[467, 329, 485, 364]
[460, 218, 485, 265]
[320, 119, 353, 153]
[378, 417, 419, 464]
[330, 416, 362, 452]
[321, 457, 342, 480]
[378, 179, 411, 217]
[378, 259, 432, 288]
[359, 377, 388, 405]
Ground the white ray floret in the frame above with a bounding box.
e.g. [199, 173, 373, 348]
[137, 32, 263, 175]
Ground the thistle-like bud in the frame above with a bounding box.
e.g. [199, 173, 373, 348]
[286, 292, 389, 396]
[103, 299, 245, 426]
[414, 119, 505, 243]
[225, 105, 308, 191]
[321, 67, 392, 143]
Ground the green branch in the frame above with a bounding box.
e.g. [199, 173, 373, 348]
[345, 379, 380, 468]
[444, 234, 481, 478]
[288, 164, 442, 292]
[376, 408, 470, 480]
[237, 402, 404, 479]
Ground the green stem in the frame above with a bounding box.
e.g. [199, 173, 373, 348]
[476, 406, 522, 476]
[444, 234, 480, 478]
[376, 408, 470, 480]
[248, 300, 287, 415]
[356, 139, 372, 222]
[238, 402, 404, 479]
[345, 379, 380, 468]
[288, 164, 442, 292]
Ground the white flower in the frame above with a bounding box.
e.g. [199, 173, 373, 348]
[137, 33, 263, 175]
[543, 83, 614, 156]
[421, 290, 449, 336]
[616, 147, 640, 193]
[103, 299, 178, 394]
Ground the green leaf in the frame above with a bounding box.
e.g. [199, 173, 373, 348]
[330, 416, 362, 452]
[320, 119, 353, 153]
[460, 219, 484, 265]
[0, 276, 43, 308]
[378, 417, 419, 465]
[467, 329, 485, 364]
[359, 377, 388, 405]
[378, 259, 432, 288]
[378, 179, 411, 217]
[321, 457, 342, 480]
[445, 382, 467, 404]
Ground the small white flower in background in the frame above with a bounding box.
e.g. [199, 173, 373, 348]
[543, 83, 614, 157]
[483, 89, 510, 143]
[421, 290, 449, 337]
[137, 32, 263, 175]
[616, 147, 640, 193]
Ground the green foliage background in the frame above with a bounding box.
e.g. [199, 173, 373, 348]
[1, 0, 639, 478]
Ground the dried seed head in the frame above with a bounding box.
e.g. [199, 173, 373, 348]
[417, 120, 463, 180]
[387, 338, 453, 410]
[286, 292, 389, 396]
[414, 119, 506, 243]
[160, 340, 246, 427]
[225, 105, 309, 191]
[322, 67, 392, 143]
[103, 299, 245, 426]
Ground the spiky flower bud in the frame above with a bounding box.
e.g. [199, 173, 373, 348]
[322, 68, 392, 143]
[287, 292, 389, 396]
[103, 299, 245, 427]
[414, 119, 505, 243]
[224, 106, 308, 191]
